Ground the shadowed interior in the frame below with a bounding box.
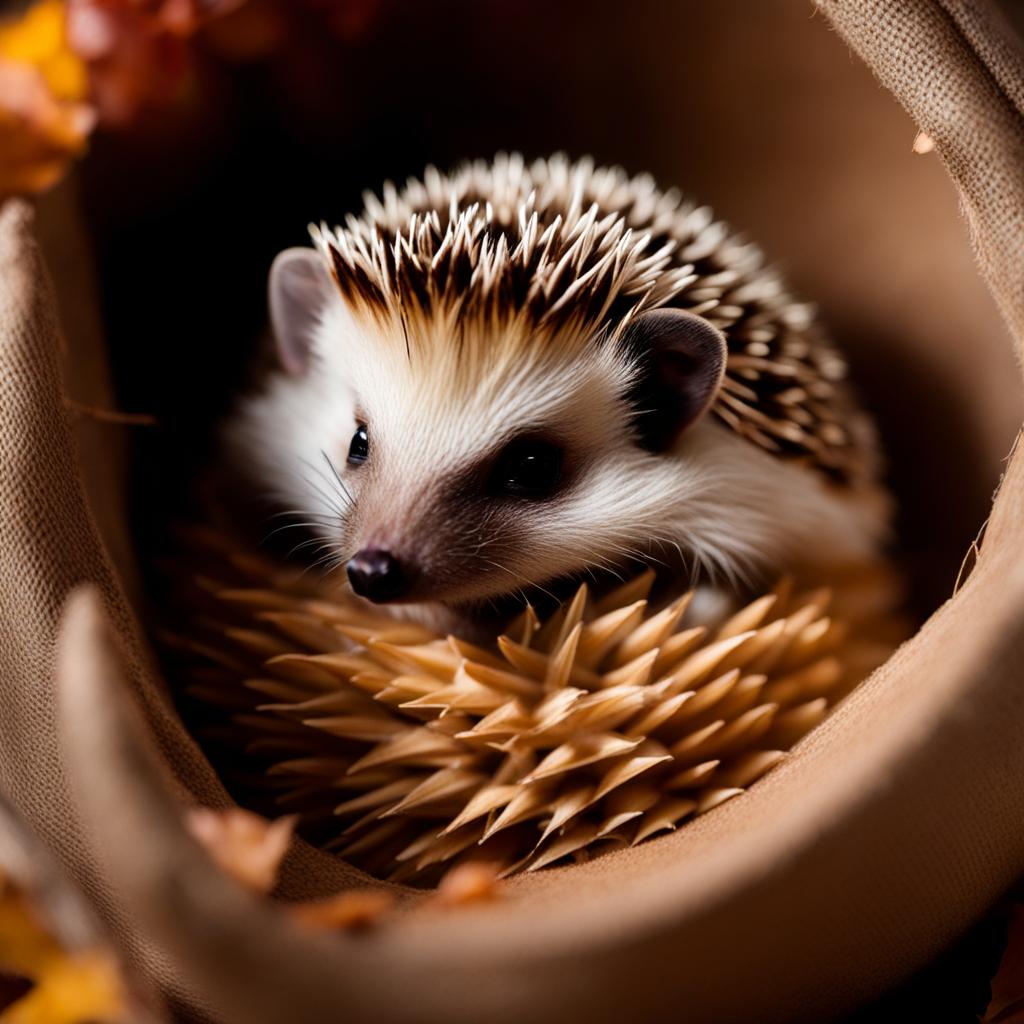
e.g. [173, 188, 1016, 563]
[80, 0, 1022, 620]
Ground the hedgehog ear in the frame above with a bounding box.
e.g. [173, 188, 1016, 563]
[268, 247, 335, 375]
[621, 308, 728, 451]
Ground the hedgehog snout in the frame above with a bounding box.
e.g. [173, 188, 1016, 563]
[346, 548, 416, 603]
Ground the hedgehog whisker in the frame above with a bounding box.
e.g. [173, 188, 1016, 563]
[320, 449, 356, 508]
[266, 508, 343, 524]
[286, 536, 338, 561]
[298, 457, 352, 519]
[301, 544, 355, 579]
[262, 517, 343, 545]
[299, 474, 349, 523]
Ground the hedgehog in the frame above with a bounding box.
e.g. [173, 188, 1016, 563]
[228, 153, 890, 634]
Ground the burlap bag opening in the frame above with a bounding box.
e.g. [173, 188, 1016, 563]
[2, 1, 1024, 1021]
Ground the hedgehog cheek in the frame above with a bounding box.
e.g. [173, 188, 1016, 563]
[620, 308, 728, 452]
[268, 247, 335, 375]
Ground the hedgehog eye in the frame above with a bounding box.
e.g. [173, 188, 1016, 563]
[489, 437, 563, 499]
[348, 424, 369, 465]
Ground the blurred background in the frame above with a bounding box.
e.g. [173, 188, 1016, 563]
[3, 1, 1024, 1018]
[27, 0, 1016, 620]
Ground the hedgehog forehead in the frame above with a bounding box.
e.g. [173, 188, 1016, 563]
[346, 316, 630, 471]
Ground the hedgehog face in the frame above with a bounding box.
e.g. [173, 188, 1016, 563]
[232, 246, 807, 613]
[296, 284, 691, 608]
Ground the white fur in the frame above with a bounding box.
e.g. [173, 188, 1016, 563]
[228, 290, 888, 614]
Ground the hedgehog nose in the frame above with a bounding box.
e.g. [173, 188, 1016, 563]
[346, 548, 410, 603]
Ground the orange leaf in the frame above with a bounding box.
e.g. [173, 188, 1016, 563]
[0, 0, 94, 197]
[0, 59, 94, 200]
[0, 875, 126, 1024]
[0, 949, 125, 1024]
[290, 890, 394, 932]
[433, 862, 503, 907]
[186, 807, 296, 894]
[0, 0, 89, 101]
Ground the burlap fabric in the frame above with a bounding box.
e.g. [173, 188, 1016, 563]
[2, 1, 1024, 1021]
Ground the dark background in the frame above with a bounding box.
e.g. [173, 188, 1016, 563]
[79, 0, 1024, 617]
